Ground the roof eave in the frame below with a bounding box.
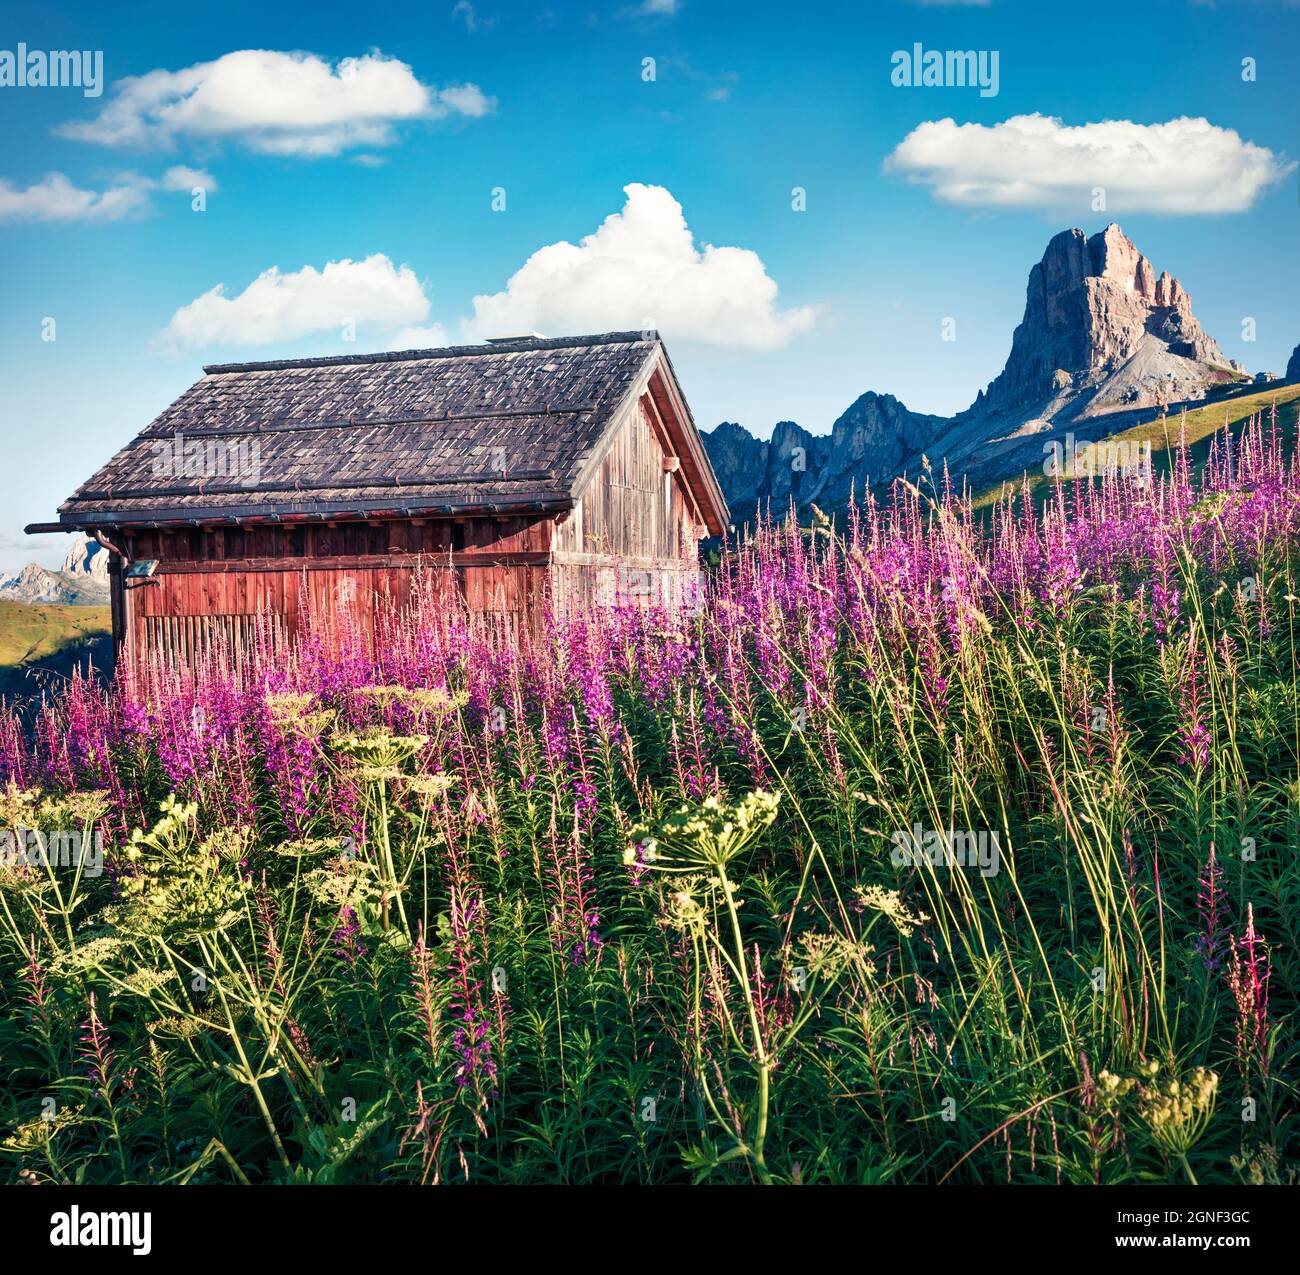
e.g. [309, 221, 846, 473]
[649, 348, 731, 535]
[30, 494, 574, 534]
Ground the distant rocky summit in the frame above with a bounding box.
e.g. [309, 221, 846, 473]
[704, 224, 1249, 519]
[1288, 343, 1300, 383]
[705, 393, 946, 514]
[0, 535, 110, 605]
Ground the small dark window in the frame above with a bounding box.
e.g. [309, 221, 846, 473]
[451, 522, 466, 552]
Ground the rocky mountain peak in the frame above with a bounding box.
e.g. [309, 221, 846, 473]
[702, 224, 1256, 522]
[972, 222, 1238, 422]
[1088, 223, 1156, 296]
[0, 535, 111, 605]
[61, 535, 111, 587]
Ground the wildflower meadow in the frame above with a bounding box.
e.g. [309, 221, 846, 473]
[0, 416, 1295, 1187]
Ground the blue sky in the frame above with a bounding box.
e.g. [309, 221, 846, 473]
[2, 0, 1297, 571]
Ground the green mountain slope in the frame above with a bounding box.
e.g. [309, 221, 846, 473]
[0, 600, 112, 701]
[970, 381, 1300, 512]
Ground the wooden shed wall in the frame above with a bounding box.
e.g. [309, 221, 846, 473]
[122, 517, 552, 565]
[552, 395, 703, 561]
[549, 393, 703, 611]
[106, 387, 711, 666]
[116, 517, 553, 666]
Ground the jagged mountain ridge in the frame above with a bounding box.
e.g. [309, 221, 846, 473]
[706, 391, 947, 513]
[704, 223, 1258, 519]
[0, 536, 110, 605]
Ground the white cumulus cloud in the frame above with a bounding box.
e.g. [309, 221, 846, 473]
[884, 114, 1293, 214]
[156, 255, 432, 351]
[57, 49, 494, 157]
[462, 183, 814, 349]
[0, 168, 214, 222]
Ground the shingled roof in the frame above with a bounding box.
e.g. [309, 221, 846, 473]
[38, 332, 727, 532]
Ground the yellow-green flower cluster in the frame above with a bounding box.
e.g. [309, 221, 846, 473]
[629, 789, 781, 874]
[118, 968, 176, 998]
[401, 772, 456, 801]
[797, 930, 875, 980]
[49, 935, 126, 976]
[658, 874, 718, 937]
[853, 884, 929, 937]
[269, 836, 346, 859]
[265, 691, 336, 734]
[1096, 1060, 1219, 1156]
[2, 1104, 88, 1152]
[1137, 1066, 1218, 1156]
[117, 796, 249, 940]
[147, 1015, 205, 1040]
[356, 685, 467, 718]
[333, 729, 428, 772]
[304, 854, 381, 913]
[0, 783, 108, 832]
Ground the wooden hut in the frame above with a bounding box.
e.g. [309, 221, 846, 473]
[26, 332, 729, 670]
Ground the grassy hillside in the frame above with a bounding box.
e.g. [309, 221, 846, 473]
[971, 380, 1300, 512]
[0, 599, 111, 699]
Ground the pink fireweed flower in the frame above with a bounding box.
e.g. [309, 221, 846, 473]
[625, 837, 653, 887]
[544, 801, 603, 966]
[331, 907, 366, 965]
[1149, 550, 1182, 642]
[79, 993, 117, 1096]
[1194, 843, 1229, 972]
[22, 936, 53, 1034]
[409, 923, 442, 1064]
[1176, 632, 1211, 772]
[445, 881, 498, 1095]
[1226, 903, 1271, 1075]
[452, 1011, 497, 1090]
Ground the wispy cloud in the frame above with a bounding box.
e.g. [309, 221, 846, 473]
[155, 165, 217, 192]
[0, 166, 215, 223]
[451, 1, 498, 31]
[58, 49, 494, 158]
[617, 0, 682, 18]
[885, 114, 1293, 214]
[659, 54, 739, 104]
[0, 530, 62, 554]
[388, 323, 450, 349]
